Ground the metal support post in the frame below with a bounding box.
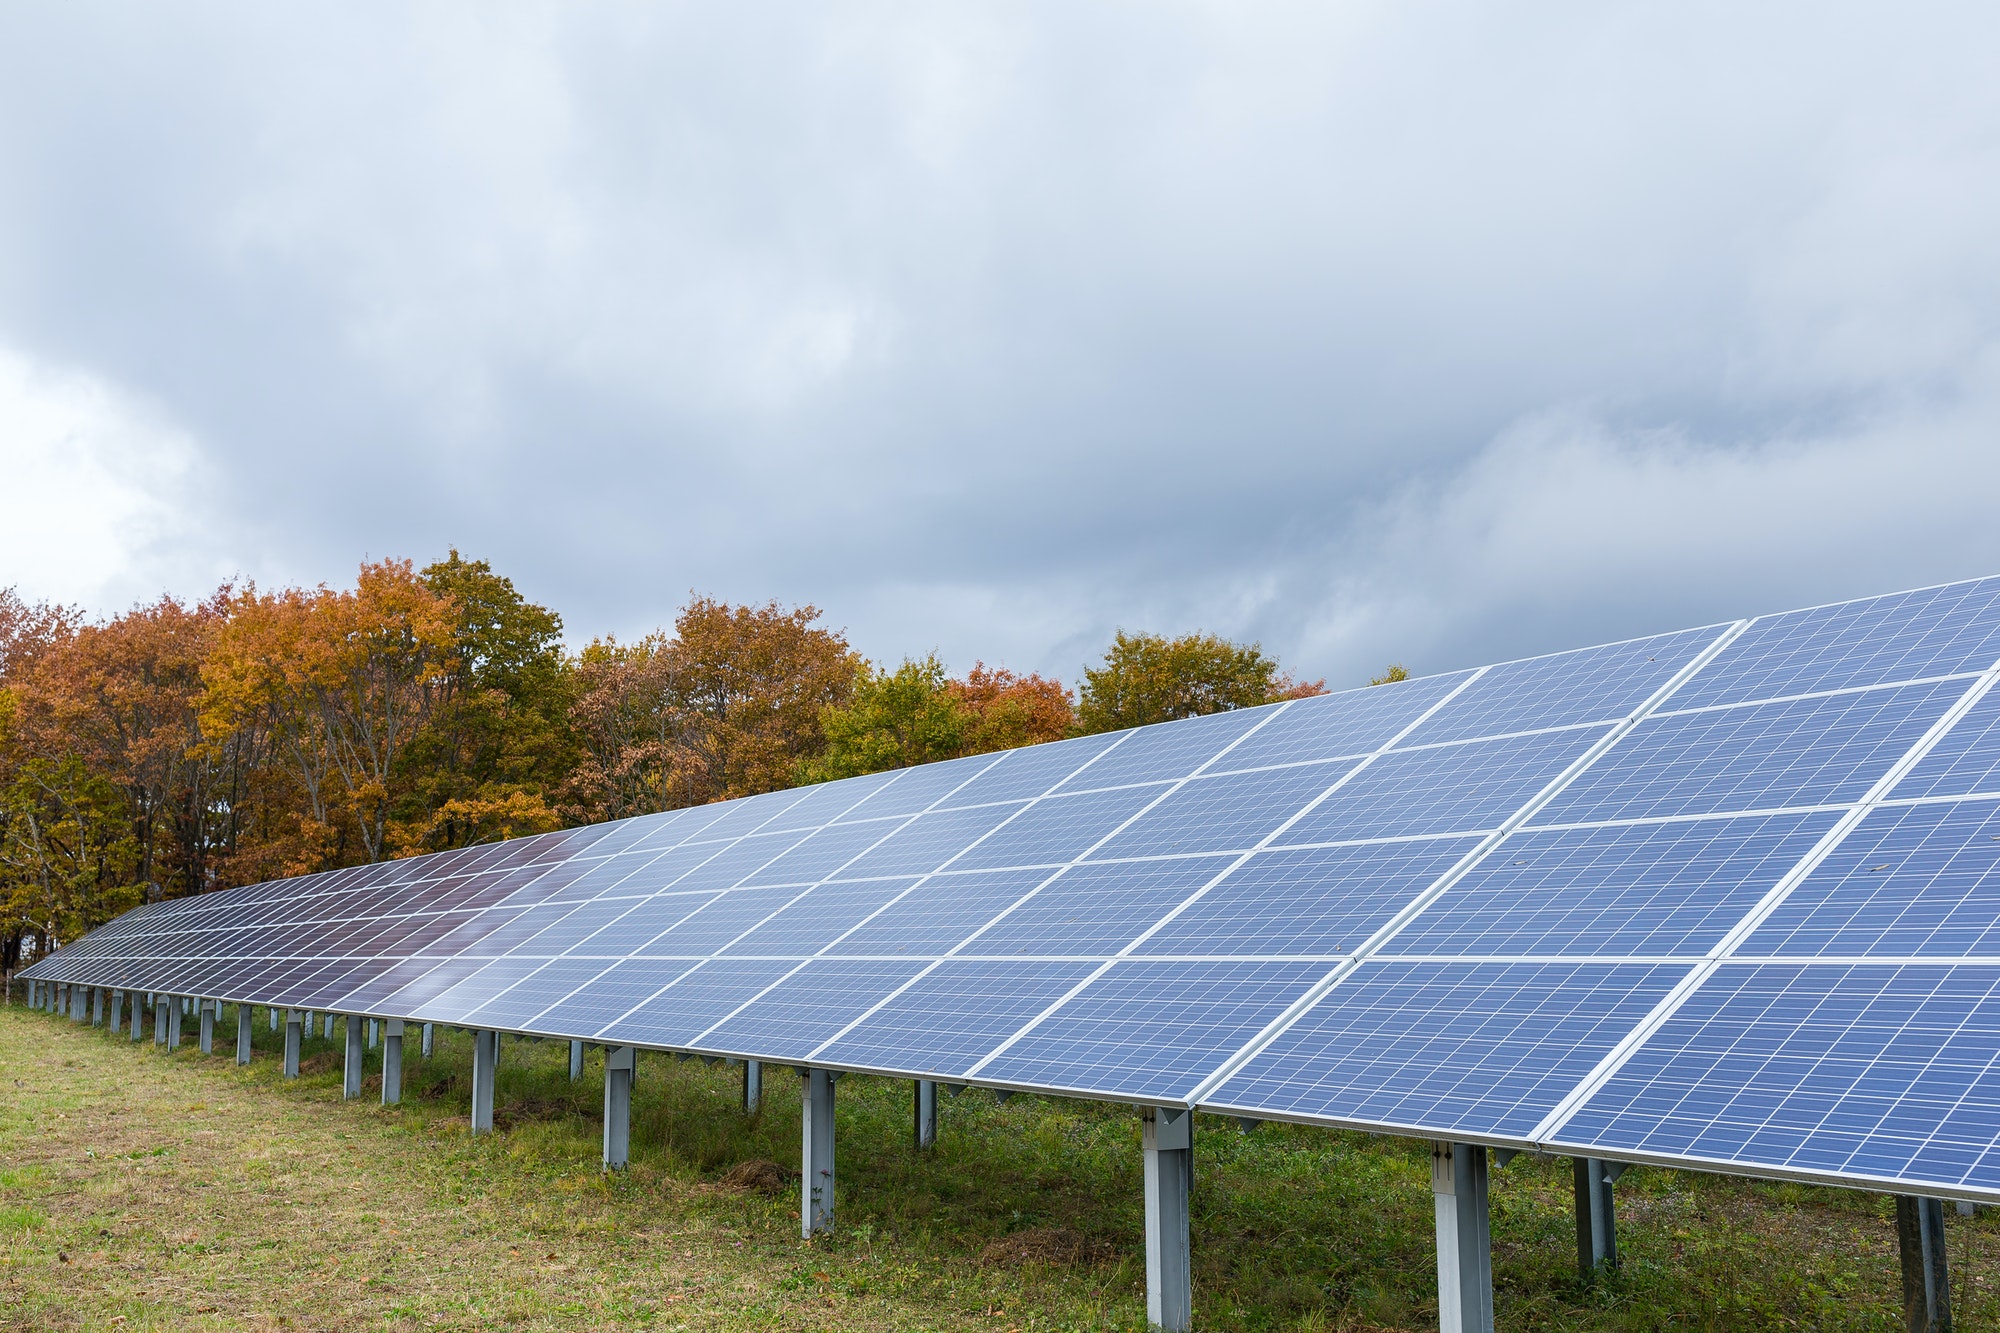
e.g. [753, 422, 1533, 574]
[603, 1045, 634, 1169]
[802, 1068, 837, 1236]
[569, 1039, 584, 1081]
[108, 989, 123, 1035]
[743, 1059, 762, 1113]
[344, 1014, 366, 1099]
[421, 1022, 434, 1059]
[1433, 1142, 1495, 1333]
[381, 1020, 404, 1104]
[283, 1010, 302, 1078]
[237, 1003, 253, 1064]
[915, 1080, 938, 1149]
[322, 1011, 335, 1041]
[471, 1030, 497, 1134]
[91, 987, 103, 1025]
[367, 1018, 377, 1050]
[132, 994, 147, 1043]
[1574, 1157, 1618, 1277]
[1897, 1195, 1954, 1332]
[269, 1006, 279, 1031]
[1144, 1106, 1193, 1333]
[72, 985, 87, 1022]
[165, 995, 183, 1050]
[198, 999, 215, 1055]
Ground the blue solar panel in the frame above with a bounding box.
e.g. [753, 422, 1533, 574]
[1274, 727, 1608, 845]
[719, 880, 917, 956]
[1895, 685, 2000, 800]
[696, 959, 932, 1058]
[35, 574, 2000, 1205]
[1134, 838, 1479, 957]
[977, 959, 1328, 1099]
[1090, 760, 1361, 859]
[1051, 705, 1271, 791]
[1741, 800, 2000, 957]
[1554, 963, 2000, 1190]
[1536, 679, 1965, 826]
[964, 856, 1238, 956]
[1207, 961, 1692, 1136]
[596, 958, 801, 1045]
[949, 785, 1166, 871]
[816, 960, 1101, 1075]
[1387, 813, 1842, 958]
[1213, 671, 1475, 771]
[526, 959, 699, 1034]
[1670, 577, 2000, 711]
[836, 802, 1026, 877]
[821, 867, 1054, 956]
[1402, 627, 1723, 747]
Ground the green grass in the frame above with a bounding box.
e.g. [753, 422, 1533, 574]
[2, 1000, 1997, 1330]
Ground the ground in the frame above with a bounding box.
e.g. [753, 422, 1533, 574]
[1, 1001, 1995, 1331]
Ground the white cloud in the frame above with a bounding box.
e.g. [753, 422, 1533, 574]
[0, 346, 220, 611]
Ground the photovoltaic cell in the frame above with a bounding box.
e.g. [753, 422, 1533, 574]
[816, 960, 1102, 1075]
[1052, 706, 1270, 792]
[1274, 727, 1607, 845]
[950, 785, 1170, 871]
[719, 880, 918, 956]
[965, 856, 1237, 956]
[1537, 680, 1965, 825]
[1556, 964, 2000, 1189]
[979, 959, 1328, 1100]
[595, 958, 800, 1045]
[695, 958, 932, 1058]
[1090, 760, 1361, 860]
[1402, 627, 1722, 747]
[1741, 799, 2000, 957]
[1208, 961, 1691, 1137]
[1135, 838, 1479, 957]
[1670, 577, 2000, 711]
[822, 868, 1054, 957]
[1213, 671, 1474, 773]
[1389, 813, 1842, 958]
[1895, 686, 2000, 800]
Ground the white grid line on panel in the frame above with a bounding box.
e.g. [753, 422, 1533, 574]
[957, 665, 1497, 1079]
[1650, 673, 1983, 720]
[1526, 652, 2000, 1145]
[802, 698, 1317, 1063]
[1181, 617, 1755, 1110]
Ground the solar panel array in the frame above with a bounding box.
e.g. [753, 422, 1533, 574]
[27, 577, 2000, 1202]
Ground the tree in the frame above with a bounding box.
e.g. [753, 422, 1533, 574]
[1369, 664, 1410, 685]
[400, 551, 574, 851]
[1076, 630, 1326, 733]
[200, 560, 458, 867]
[949, 663, 1073, 751]
[565, 597, 857, 819]
[800, 654, 969, 783]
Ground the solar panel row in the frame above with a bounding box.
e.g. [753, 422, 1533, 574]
[28, 575, 2000, 1202]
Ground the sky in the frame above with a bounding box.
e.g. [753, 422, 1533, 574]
[2, 2, 1998, 689]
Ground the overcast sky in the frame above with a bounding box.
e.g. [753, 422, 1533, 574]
[3, 3, 1998, 687]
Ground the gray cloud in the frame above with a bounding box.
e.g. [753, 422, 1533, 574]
[1, 1, 1997, 685]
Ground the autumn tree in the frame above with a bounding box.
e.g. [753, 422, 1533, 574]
[802, 658, 1077, 783]
[1075, 630, 1325, 733]
[566, 597, 857, 819]
[950, 663, 1074, 751]
[200, 560, 458, 867]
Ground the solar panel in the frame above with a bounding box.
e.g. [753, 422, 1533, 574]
[28, 574, 2000, 1207]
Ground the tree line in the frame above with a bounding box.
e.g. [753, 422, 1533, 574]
[0, 552, 1390, 971]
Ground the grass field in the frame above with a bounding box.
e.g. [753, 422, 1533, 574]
[1, 1000, 1996, 1331]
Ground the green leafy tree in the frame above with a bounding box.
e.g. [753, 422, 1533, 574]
[402, 551, 576, 850]
[1369, 664, 1410, 685]
[800, 654, 970, 783]
[1076, 630, 1325, 733]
